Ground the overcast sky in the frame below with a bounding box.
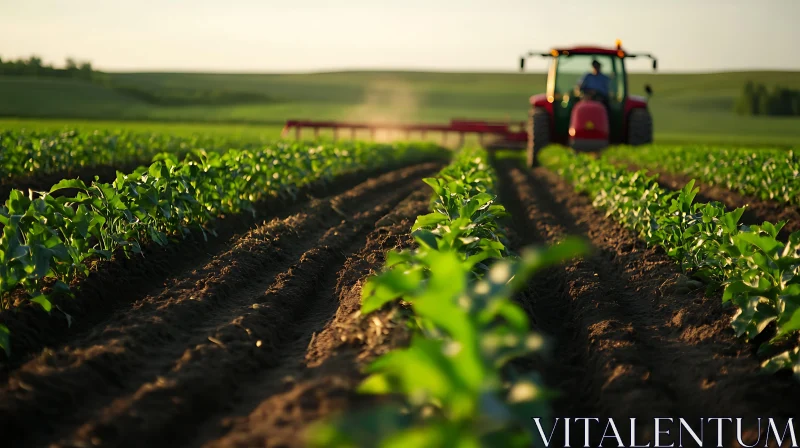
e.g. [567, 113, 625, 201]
[2, 0, 798, 73]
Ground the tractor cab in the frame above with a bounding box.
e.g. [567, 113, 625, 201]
[520, 41, 657, 167]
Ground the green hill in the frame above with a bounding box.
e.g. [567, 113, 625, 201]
[2, 70, 800, 145]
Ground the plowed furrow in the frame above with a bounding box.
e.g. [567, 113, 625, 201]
[0, 162, 441, 448]
[0, 163, 428, 370]
[495, 160, 678, 437]
[199, 189, 430, 448]
[493, 158, 800, 445]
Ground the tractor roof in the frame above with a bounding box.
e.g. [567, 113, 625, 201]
[552, 46, 621, 56]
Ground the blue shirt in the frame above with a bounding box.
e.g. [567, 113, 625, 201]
[578, 72, 610, 97]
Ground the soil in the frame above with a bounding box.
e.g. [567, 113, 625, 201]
[0, 162, 437, 448]
[200, 189, 429, 448]
[492, 157, 800, 446]
[3, 157, 800, 448]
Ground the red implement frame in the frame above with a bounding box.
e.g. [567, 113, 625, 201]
[281, 119, 527, 148]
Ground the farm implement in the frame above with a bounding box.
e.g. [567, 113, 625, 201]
[282, 40, 658, 168]
[281, 118, 529, 148]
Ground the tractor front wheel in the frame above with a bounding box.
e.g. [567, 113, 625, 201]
[527, 107, 550, 167]
[627, 108, 653, 145]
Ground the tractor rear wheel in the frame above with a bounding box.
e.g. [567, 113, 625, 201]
[627, 108, 653, 145]
[527, 107, 550, 167]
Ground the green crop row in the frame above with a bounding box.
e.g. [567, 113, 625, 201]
[540, 146, 800, 380]
[0, 129, 274, 181]
[0, 140, 447, 355]
[605, 144, 800, 206]
[309, 147, 586, 447]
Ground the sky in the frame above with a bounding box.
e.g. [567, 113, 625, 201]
[1, 0, 799, 73]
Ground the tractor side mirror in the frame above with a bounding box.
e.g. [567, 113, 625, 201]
[645, 84, 653, 97]
[520, 57, 525, 72]
[652, 59, 658, 70]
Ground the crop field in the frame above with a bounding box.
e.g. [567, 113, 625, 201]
[2, 120, 800, 447]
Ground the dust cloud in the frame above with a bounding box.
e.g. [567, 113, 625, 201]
[343, 78, 423, 143]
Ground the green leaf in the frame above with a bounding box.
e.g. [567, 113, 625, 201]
[421, 177, 442, 189]
[148, 227, 169, 246]
[761, 348, 799, 378]
[412, 229, 439, 250]
[778, 290, 800, 336]
[91, 248, 113, 260]
[731, 296, 776, 340]
[361, 266, 423, 315]
[492, 300, 530, 333]
[385, 250, 413, 268]
[363, 335, 465, 401]
[719, 244, 742, 258]
[761, 221, 778, 238]
[681, 179, 698, 207]
[779, 308, 800, 336]
[49, 178, 89, 193]
[412, 212, 448, 231]
[737, 232, 783, 257]
[30, 295, 53, 313]
[31, 245, 54, 279]
[722, 280, 757, 303]
[459, 193, 493, 220]
[52, 280, 72, 296]
[73, 205, 91, 238]
[149, 161, 168, 179]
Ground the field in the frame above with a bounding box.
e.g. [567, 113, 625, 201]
[2, 58, 800, 447]
[3, 70, 800, 146]
[2, 114, 800, 447]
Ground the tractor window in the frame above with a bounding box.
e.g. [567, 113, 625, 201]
[554, 54, 617, 99]
[611, 56, 626, 101]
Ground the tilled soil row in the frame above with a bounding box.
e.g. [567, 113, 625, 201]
[0, 163, 435, 371]
[493, 159, 800, 446]
[0, 163, 440, 448]
[625, 163, 800, 239]
[202, 189, 431, 448]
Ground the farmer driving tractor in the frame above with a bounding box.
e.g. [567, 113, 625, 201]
[519, 42, 657, 167]
[576, 60, 611, 104]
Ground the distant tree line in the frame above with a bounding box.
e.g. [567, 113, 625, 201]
[1, 54, 273, 107]
[735, 81, 800, 116]
[0, 55, 105, 82]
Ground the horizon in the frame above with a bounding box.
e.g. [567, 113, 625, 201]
[2, 0, 799, 73]
[98, 68, 800, 76]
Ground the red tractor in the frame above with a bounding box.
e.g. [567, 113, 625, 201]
[520, 40, 657, 166]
